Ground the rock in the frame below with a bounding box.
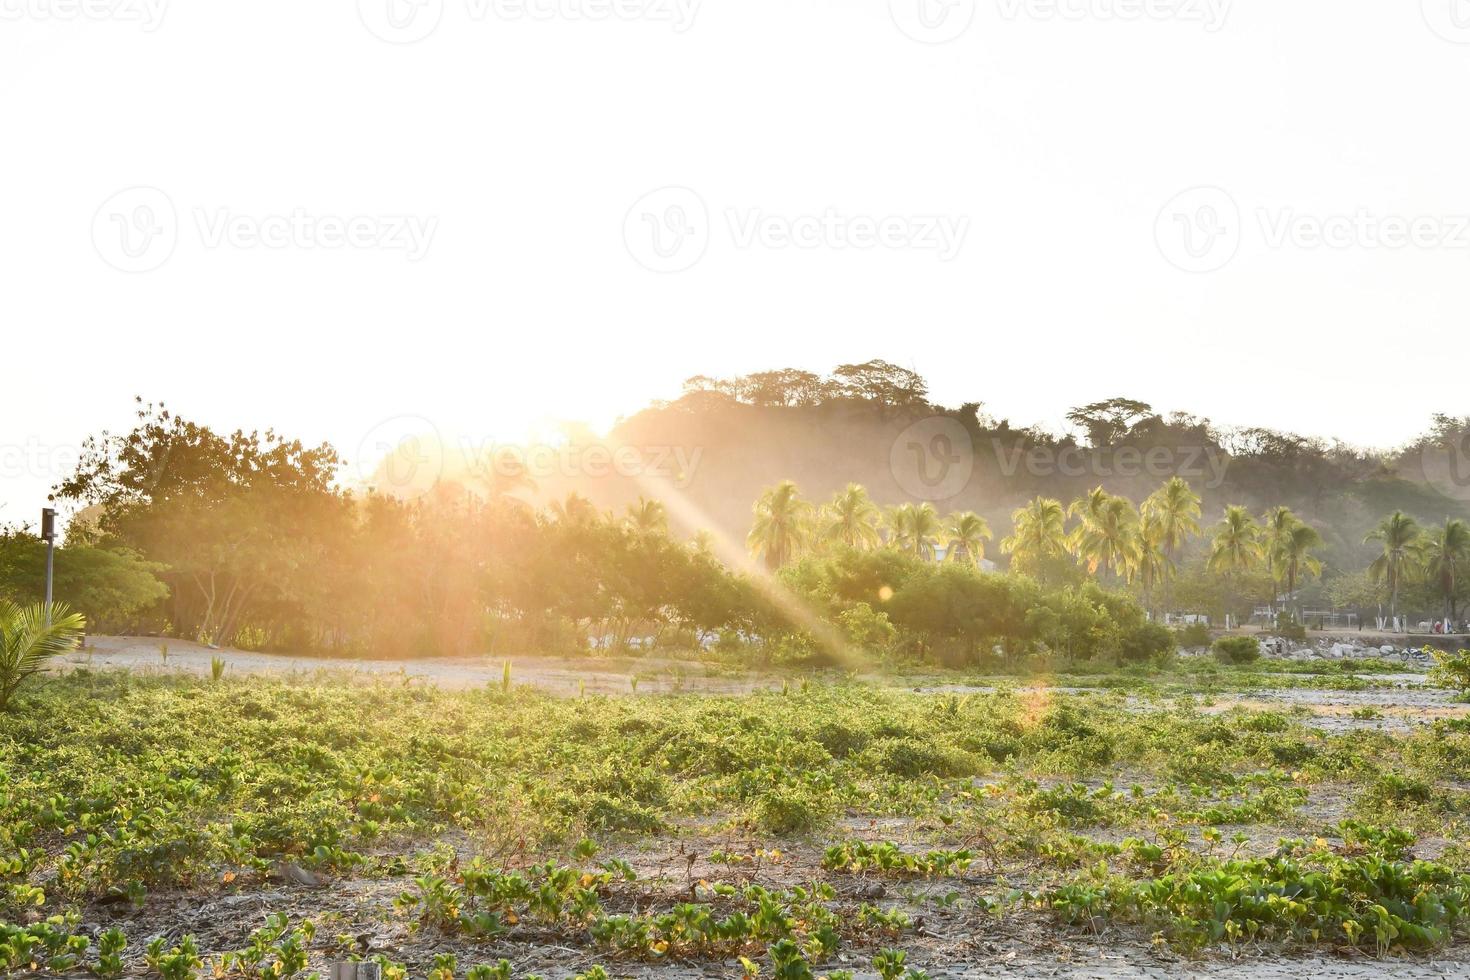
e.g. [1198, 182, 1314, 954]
[278, 863, 325, 888]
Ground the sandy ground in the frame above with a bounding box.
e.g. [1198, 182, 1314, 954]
[62, 637, 1470, 736]
[63, 636, 786, 696]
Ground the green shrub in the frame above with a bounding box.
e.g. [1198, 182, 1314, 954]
[1213, 636, 1261, 665]
[1273, 617, 1308, 643]
[1430, 648, 1470, 694]
[1175, 621, 1212, 649]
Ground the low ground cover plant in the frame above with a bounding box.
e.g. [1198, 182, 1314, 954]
[1, 670, 1467, 975]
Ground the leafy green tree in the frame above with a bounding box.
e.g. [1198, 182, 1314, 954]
[1065, 398, 1158, 447]
[1365, 510, 1425, 622]
[0, 531, 166, 630]
[1133, 511, 1172, 614]
[1142, 477, 1201, 610]
[1207, 506, 1263, 621]
[943, 512, 993, 565]
[884, 503, 942, 561]
[1001, 497, 1068, 582]
[0, 601, 85, 711]
[548, 492, 601, 526]
[1276, 520, 1324, 620]
[624, 497, 668, 537]
[1424, 517, 1470, 621]
[57, 401, 348, 646]
[830, 360, 929, 408]
[1069, 490, 1140, 580]
[817, 484, 882, 551]
[747, 481, 811, 570]
[1208, 506, 1263, 577]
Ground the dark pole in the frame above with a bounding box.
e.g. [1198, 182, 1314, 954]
[41, 506, 56, 627]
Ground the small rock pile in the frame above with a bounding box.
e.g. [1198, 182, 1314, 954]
[1258, 635, 1438, 668]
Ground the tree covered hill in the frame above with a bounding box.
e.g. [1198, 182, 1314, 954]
[542, 361, 1470, 581]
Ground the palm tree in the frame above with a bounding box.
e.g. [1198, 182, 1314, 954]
[1134, 511, 1173, 613]
[625, 497, 668, 537]
[548, 491, 600, 526]
[1001, 497, 1068, 581]
[1208, 505, 1263, 621]
[817, 484, 882, 551]
[1142, 477, 1201, 613]
[1208, 505, 1262, 577]
[1276, 521, 1324, 621]
[1260, 506, 1297, 609]
[1425, 517, 1470, 622]
[1365, 510, 1424, 623]
[1071, 492, 1141, 580]
[747, 480, 811, 570]
[885, 502, 942, 560]
[944, 512, 993, 565]
[474, 448, 537, 507]
[1, 602, 86, 712]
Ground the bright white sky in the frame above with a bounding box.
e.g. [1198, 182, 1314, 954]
[3, 0, 1468, 525]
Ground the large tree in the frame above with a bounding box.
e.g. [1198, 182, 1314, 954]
[1365, 510, 1424, 622]
[1070, 489, 1140, 581]
[57, 400, 348, 646]
[747, 481, 810, 570]
[1425, 517, 1470, 622]
[817, 484, 882, 551]
[1207, 505, 1263, 621]
[1142, 477, 1201, 611]
[944, 512, 993, 566]
[885, 503, 943, 561]
[1001, 497, 1068, 583]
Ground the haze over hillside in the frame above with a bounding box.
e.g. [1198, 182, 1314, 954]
[369, 360, 1470, 581]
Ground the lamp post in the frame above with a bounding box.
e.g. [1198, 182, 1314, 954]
[41, 506, 56, 627]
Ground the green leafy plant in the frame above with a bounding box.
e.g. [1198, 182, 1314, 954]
[0, 601, 85, 711]
[1213, 635, 1261, 665]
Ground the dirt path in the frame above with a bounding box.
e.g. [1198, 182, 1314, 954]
[60, 637, 1470, 737]
[64, 636, 784, 696]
